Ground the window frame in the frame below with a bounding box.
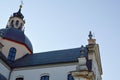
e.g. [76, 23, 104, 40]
[40, 73, 49, 80]
[8, 47, 17, 61]
[16, 20, 19, 27]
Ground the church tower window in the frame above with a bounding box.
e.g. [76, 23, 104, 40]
[11, 20, 14, 27]
[16, 20, 19, 27]
[68, 74, 74, 80]
[8, 47, 16, 61]
[40, 75, 49, 80]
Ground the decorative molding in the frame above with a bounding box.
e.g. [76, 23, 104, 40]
[12, 62, 77, 71]
[71, 70, 95, 80]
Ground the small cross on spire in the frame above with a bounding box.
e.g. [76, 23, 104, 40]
[88, 31, 93, 39]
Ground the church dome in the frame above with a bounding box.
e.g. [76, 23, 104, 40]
[1, 5, 33, 54]
[0, 28, 33, 53]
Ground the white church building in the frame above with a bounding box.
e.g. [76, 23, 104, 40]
[0, 5, 103, 80]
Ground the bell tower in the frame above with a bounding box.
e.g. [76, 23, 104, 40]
[6, 5, 25, 31]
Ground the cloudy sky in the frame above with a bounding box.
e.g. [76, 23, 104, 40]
[0, 0, 120, 80]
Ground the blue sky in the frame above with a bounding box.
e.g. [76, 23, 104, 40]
[0, 0, 120, 80]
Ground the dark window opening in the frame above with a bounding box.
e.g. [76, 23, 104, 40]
[8, 47, 16, 61]
[11, 20, 14, 27]
[68, 74, 74, 80]
[16, 20, 19, 27]
[40, 75, 49, 80]
[16, 77, 24, 80]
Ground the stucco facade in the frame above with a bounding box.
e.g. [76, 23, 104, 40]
[0, 39, 31, 60]
[10, 63, 76, 80]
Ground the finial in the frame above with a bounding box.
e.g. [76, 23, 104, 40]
[88, 31, 93, 39]
[20, 4, 22, 9]
[18, 0, 23, 13]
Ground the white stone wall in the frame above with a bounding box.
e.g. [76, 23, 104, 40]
[0, 39, 31, 60]
[10, 64, 76, 80]
[0, 60, 10, 79]
[92, 53, 101, 80]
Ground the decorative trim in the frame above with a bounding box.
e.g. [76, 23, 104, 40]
[71, 70, 94, 79]
[13, 62, 77, 71]
[2, 38, 32, 54]
[40, 73, 50, 77]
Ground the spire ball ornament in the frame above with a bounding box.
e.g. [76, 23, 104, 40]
[20, 0, 23, 8]
[20, 4, 22, 9]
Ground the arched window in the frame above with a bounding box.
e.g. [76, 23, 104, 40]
[68, 74, 74, 80]
[10, 20, 14, 27]
[40, 75, 49, 80]
[8, 47, 16, 61]
[16, 20, 19, 27]
[16, 77, 24, 80]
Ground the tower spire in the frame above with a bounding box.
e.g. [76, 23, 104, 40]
[19, 0, 23, 12]
[18, 4, 22, 13]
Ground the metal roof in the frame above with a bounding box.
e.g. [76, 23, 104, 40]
[0, 28, 33, 52]
[0, 46, 92, 71]
[12, 47, 88, 68]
